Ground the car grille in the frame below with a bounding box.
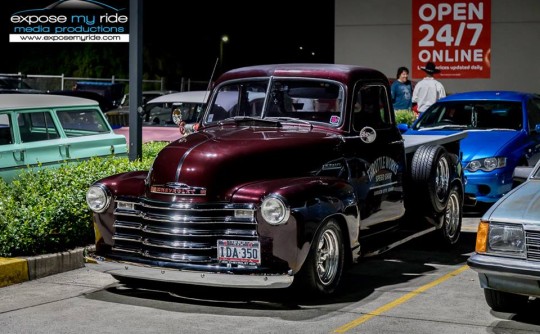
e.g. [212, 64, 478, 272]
[110, 199, 258, 264]
[526, 230, 540, 261]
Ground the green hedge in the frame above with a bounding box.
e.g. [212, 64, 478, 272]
[395, 110, 417, 126]
[0, 141, 167, 257]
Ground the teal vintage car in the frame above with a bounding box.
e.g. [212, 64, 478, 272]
[0, 94, 127, 182]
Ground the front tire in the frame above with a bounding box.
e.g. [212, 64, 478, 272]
[295, 219, 345, 296]
[484, 288, 529, 312]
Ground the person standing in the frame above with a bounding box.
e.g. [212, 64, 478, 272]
[391, 66, 412, 112]
[412, 62, 446, 114]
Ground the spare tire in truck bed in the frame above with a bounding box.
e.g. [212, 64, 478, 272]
[410, 144, 451, 214]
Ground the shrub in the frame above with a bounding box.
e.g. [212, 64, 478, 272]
[395, 110, 417, 126]
[0, 141, 167, 257]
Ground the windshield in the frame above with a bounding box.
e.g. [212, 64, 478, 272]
[413, 101, 523, 131]
[204, 79, 344, 126]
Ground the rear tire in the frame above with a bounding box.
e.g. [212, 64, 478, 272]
[484, 288, 529, 312]
[438, 185, 462, 245]
[410, 145, 451, 214]
[295, 219, 344, 296]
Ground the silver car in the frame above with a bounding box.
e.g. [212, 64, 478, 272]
[468, 159, 540, 312]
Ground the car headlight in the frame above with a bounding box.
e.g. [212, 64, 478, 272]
[260, 195, 290, 225]
[86, 184, 111, 213]
[465, 157, 506, 172]
[487, 223, 525, 258]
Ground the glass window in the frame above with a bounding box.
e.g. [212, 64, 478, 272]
[265, 79, 344, 125]
[57, 109, 109, 136]
[206, 79, 345, 126]
[413, 101, 523, 130]
[207, 81, 268, 123]
[527, 98, 540, 132]
[18, 111, 60, 143]
[0, 113, 13, 145]
[352, 85, 391, 131]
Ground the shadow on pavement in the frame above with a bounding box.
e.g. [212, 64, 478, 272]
[84, 230, 477, 320]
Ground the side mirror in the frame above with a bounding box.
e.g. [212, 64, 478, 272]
[397, 123, 409, 133]
[535, 124, 540, 133]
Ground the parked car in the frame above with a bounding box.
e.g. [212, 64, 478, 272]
[74, 81, 125, 110]
[105, 90, 188, 128]
[402, 91, 540, 209]
[47, 89, 115, 113]
[119, 90, 180, 110]
[85, 63, 465, 296]
[141, 90, 208, 126]
[0, 75, 42, 94]
[0, 94, 127, 182]
[468, 159, 540, 312]
[110, 90, 210, 143]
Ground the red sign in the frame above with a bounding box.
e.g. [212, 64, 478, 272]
[412, 0, 491, 79]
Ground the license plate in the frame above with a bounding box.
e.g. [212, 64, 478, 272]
[217, 239, 261, 265]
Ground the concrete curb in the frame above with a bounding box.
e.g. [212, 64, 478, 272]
[0, 246, 91, 288]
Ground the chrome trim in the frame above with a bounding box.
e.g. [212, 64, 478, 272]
[468, 253, 540, 280]
[110, 200, 259, 263]
[85, 255, 294, 289]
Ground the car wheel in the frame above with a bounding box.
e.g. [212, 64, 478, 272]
[410, 145, 450, 214]
[295, 219, 344, 296]
[438, 185, 462, 245]
[484, 288, 529, 312]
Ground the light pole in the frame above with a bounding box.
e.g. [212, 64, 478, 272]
[219, 35, 229, 69]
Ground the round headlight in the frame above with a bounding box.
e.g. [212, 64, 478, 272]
[483, 157, 498, 171]
[260, 195, 290, 225]
[86, 184, 111, 213]
[467, 160, 481, 171]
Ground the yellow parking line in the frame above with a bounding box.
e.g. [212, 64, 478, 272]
[333, 265, 469, 333]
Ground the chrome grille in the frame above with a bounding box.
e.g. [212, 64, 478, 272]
[526, 230, 540, 261]
[111, 199, 258, 264]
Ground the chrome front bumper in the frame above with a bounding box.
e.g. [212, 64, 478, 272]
[85, 253, 294, 289]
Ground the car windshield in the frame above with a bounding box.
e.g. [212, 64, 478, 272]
[413, 101, 523, 131]
[204, 79, 344, 126]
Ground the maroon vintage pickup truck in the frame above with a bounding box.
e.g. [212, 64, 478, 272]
[85, 64, 466, 296]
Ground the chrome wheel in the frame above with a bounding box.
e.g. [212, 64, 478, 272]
[439, 186, 462, 245]
[316, 228, 340, 285]
[295, 219, 344, 295]
[435, 155, 450, 202]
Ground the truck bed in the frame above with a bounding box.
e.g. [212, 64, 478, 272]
[403, 132, 467, 154]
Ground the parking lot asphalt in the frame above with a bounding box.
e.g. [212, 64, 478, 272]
[0, 217, 481, 289]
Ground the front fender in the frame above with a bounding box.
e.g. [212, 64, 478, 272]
[231, 176, 359, 273]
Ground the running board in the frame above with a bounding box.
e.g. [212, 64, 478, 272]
[361, 226, 437, 258]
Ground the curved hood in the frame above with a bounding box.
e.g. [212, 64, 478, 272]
[460, 130, 521, 162]
[147, 125, 343, 201]
[406, 129, 522, 162]
[487, 180, 540, 222]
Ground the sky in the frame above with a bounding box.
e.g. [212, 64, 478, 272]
[2, 0, 335, 84]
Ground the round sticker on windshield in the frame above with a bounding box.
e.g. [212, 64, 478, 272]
[360, 126, 376, 143]
[329, 115, 340, 124]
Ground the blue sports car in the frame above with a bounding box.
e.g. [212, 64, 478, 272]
[403, 91, 540, 209]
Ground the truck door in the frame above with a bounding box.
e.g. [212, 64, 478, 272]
[345, 84, 406, 230]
